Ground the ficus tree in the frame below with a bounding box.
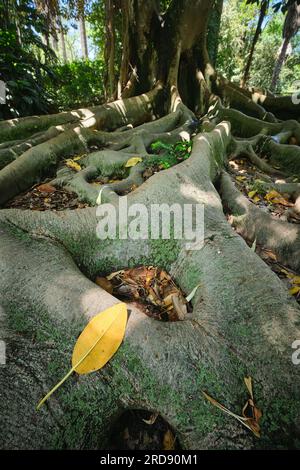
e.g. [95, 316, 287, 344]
[0, 0, 300, 450]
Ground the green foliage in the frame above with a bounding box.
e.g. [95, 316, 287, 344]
[217, 0, 258, 82]
[0, 1, 57, 119]
[217, 0, 300, 93]
[45, 59, 105, 111]
[248, 15, 300, 92]
[150, 140, 192, 169]
[248, 179, 268, 195]
[88, 1, 106, 59]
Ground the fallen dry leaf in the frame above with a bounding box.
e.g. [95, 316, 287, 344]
[65, 159, 82, 172]
[107, 270, 125, 280]
[37, 183, 56, 193]
[244, 376, 253, 399]
[265, 190, 293, 207]
[95, 276, 113, 294]
[125, 157, 142, 168]
[103, 266, 188, 321]
[163, 429, 176, 450]
[171, 293, 187, 320]
[37, 303, 128, 409]
[142, 413, 159, 425]
[248, 190, 257, 199]
[289, 286, 300, 296]
[186, 283, 201, 302]
[202, 376, 262, 438]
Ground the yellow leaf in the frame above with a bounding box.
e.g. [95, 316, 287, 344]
[264, 190, 281, 201]
[248, 190, 257, 198]
[236, 176, 247, 181]
[253, 195, 260, 203]
[291, 276, 300, 285]
[280, 268, 290, 276]
[163, 430, 176, 450]
[72, 303, 127, 374]
[289, 286, 300, 296]
[37, 303, 127, 409]
[125, 157, 142, 168]
[65, 159, 82, 171]
[271, 198, 293, 207]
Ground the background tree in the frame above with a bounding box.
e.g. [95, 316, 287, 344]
[271, 1, 300, 90]
[241, 0, 269, 87]
[58, 15, 68, 63]
[78, 0, 89, 58]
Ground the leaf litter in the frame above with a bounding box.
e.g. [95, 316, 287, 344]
[227, 158, 300, 302]
[96, 266, 194, 321]
[4, 181, 89, 211]
[229, 158, 298, 223]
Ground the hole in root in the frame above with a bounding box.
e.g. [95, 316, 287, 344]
[107, 409, 181, 450]
[95, 266, 192, 321]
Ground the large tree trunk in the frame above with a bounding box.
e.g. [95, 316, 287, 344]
[271, 2, 300, 92]
[79, 13, 88, 59]
[270, 36, 290, 92]
[0, 0, 300, 450]
[58, 16, 67, 64]
[104, 0, 116, 100]
[241, 0, 268, 88]
[207, 0, 223, 67]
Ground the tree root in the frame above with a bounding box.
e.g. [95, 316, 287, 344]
[230, 139, 282, 176]
[215, 77, 300, 121]
[0, 86, 163, 145]
[216, 79, 278, 123]
[1, 123, 300, 449]
[0, 108, 196, 207]
[212, 100, 300, 142]
[0, 124, 75, 170]
[220, 171, 300, 271]
[265, 140, 300, 175]
[208, 101, 300, 176]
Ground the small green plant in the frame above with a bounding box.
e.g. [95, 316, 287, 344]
[248, 179, 268, 196]
[150, 140, 192, 169]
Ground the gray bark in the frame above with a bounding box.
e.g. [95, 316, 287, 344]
[58, 17, 67, 63]
[0, 122, 299, 449]
[79, 14, 88, 59]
